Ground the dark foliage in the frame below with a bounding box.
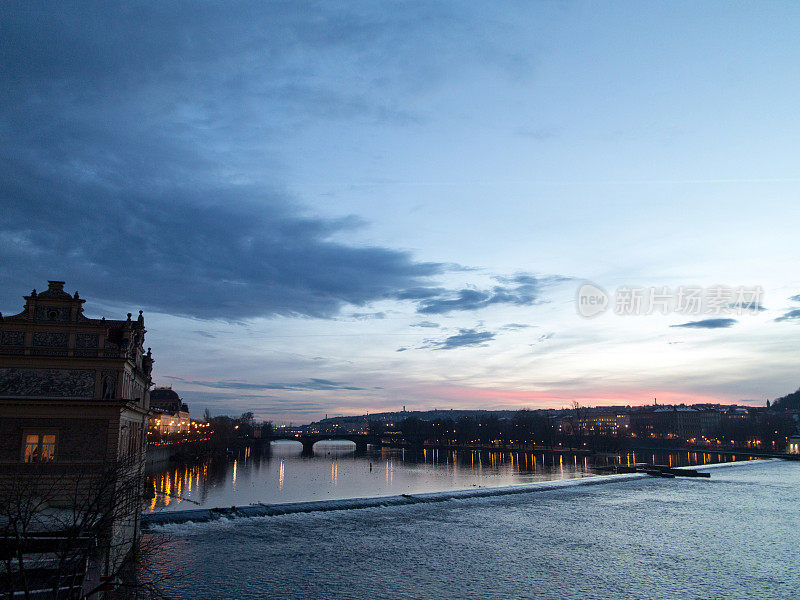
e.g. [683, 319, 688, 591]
[773, 388, 800, 411]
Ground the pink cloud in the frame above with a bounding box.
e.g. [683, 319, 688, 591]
[404, 384, 736, 410]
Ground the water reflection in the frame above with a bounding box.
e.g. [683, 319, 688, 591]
[144, 440, 753, 513]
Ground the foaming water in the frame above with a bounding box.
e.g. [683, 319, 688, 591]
[143, 459, 799, 600]
[142, 471, 649, 527]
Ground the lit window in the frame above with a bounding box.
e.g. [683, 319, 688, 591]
[23, 433, 56, 462]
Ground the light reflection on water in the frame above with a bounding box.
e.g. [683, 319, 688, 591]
[144, 440, 751, 513]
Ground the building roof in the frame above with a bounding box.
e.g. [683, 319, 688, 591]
[150, 387, 186, 413]
[0, 280, 145, 330]
[150, 387, 181, 402]
[35, 280, 73, 300]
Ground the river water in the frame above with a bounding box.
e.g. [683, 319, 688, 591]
[144, 459, 799, 600]
[144, 440, 751, 513]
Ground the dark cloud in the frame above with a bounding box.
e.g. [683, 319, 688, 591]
[179, 390, 330, 418]
[728, 302, 765, 312]
[394, 288, 448, 300]
[410, 321, 440, 328]
[165, 376, 364, 391]
[415, 274, 566, 315]
[790, 295, 800, 303]
[529, 332, 553, 349]
[501, 323, 532, 330]
[775, 309, 800, 323]
[0, 182, 445, 319]
[1, 2, 534, 321]
[424, 328, 496, 350]
[417, 288, 493, 314]
[0, 3, 463, 132]
[193, 330, 216, 338]
[348, 312, 387, 320]
[670, 318, 737, 329]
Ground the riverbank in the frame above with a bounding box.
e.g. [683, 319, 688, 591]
[145, 437, 266, 468]
[399, 440, 794, 459]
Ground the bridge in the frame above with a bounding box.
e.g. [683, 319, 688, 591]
[268, 433, 382, 455]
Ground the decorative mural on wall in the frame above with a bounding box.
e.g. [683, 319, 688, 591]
[0, 368, 95, 398]
[0, 331, 25, 346]
[75, 333, 99, 349]
[32, 331, 69, 347]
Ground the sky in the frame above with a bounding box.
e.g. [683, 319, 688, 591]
[2, 1, 799, 423]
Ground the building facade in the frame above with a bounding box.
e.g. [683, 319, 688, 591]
[559, 412, 630, 437]
[150, 411, 191, 435]
[149, 386, 185, 414]
[0, 281, 154, 591]
[148, 386, 191, 435]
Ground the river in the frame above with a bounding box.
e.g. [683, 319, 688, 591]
[144, 440, 751, 513]
[143, 459, 799, 599]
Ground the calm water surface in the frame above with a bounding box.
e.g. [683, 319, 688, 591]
[144, 440, 751, 512]
[145, 459, 799, 600]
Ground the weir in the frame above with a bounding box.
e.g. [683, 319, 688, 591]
[142, 472, 649, 528]
[141, 460, 758, 530]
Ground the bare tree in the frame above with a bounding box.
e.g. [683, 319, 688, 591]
[562, 401, 586, 448]
[0, 456, 179, 599]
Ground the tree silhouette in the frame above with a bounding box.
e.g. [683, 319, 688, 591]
[0, 456, 178, 599]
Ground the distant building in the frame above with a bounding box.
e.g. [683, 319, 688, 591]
[588, 413, 629, 436]
[150, 410, 191, 435]
[647, 406, 723, 439]
[559, 413, 631, 437]
[653, 406, 700, 438]
[149, 386, 190, 435]
[150, 386, 186, 413]
[628, 405, 725, 440]
[629, 408, 657, 437]
[0, 281, 153, 591]
[560, 413, 630, 437]
[788, 436, 800, 455]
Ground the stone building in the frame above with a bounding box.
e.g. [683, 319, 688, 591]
[149, 386, 185, 414]
[149, 386, 190, 435]
[0, 281, 154, 594]
[560, 413, 630, 437]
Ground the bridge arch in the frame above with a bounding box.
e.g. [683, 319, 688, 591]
[305, 438, 359, 455]
[269, 434, 378, 455]
[268, 439, 304, 453]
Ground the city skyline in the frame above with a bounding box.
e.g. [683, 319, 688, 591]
[2, 3, 800, 423]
